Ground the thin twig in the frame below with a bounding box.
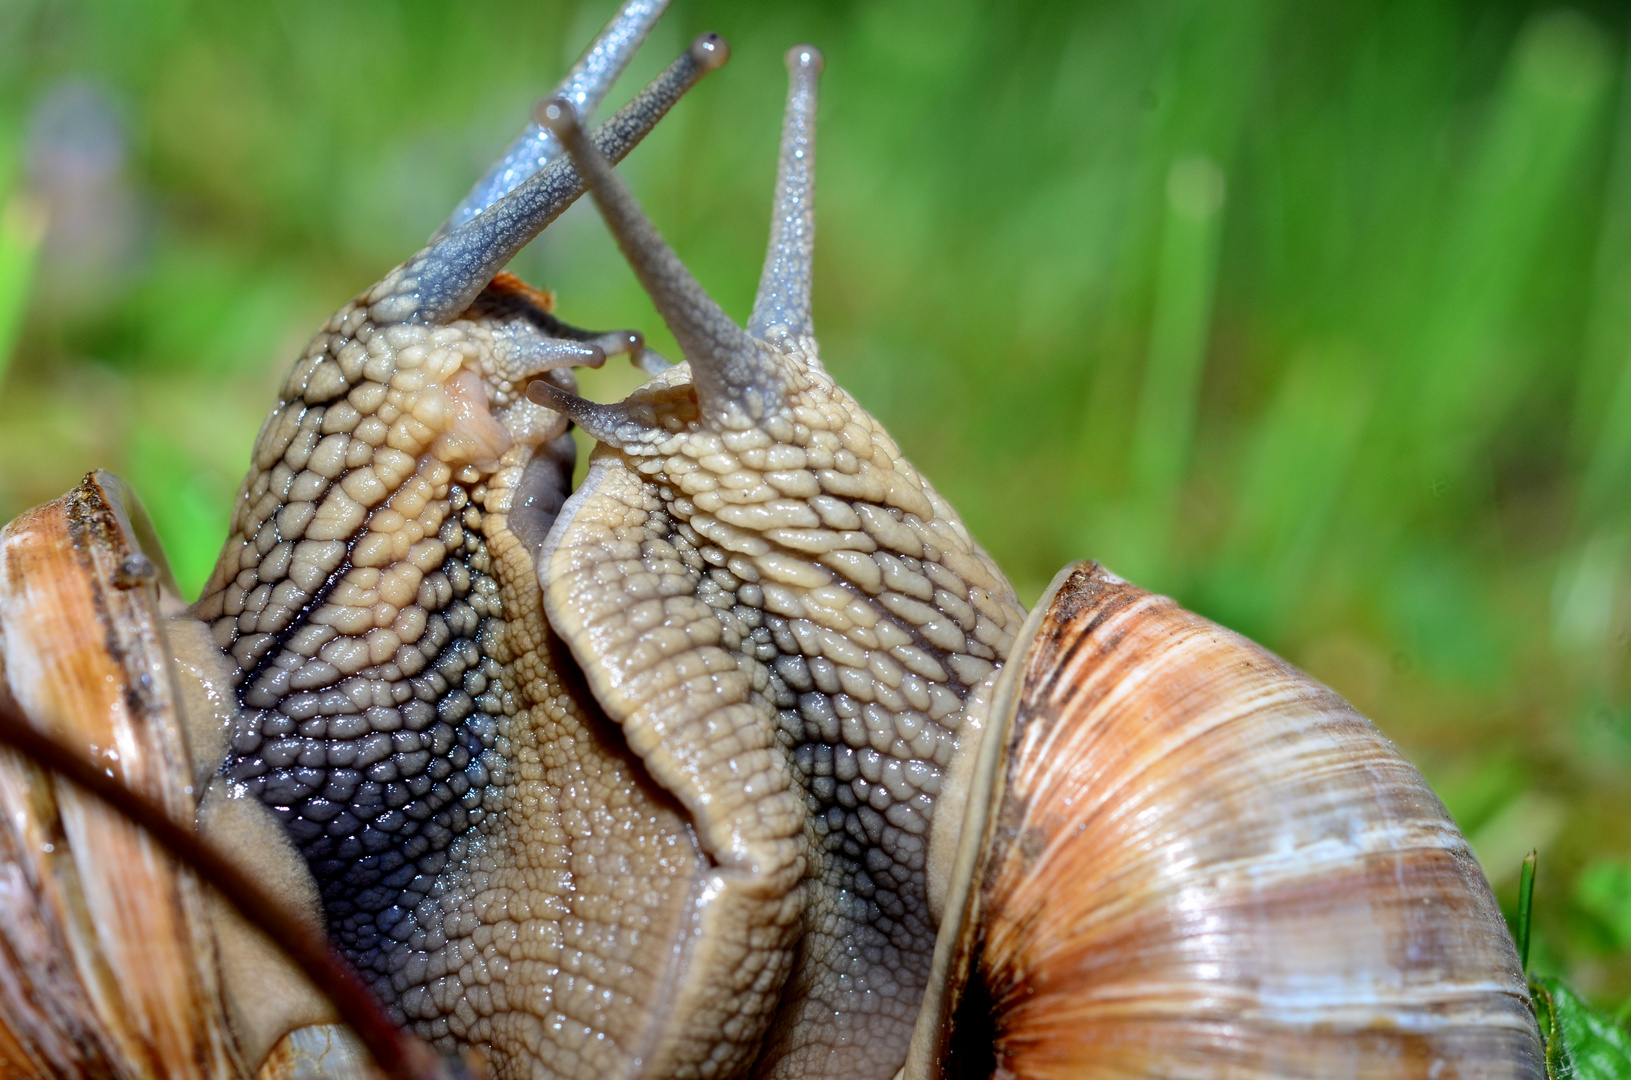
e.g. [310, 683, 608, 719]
[0, 695, 467, 1080]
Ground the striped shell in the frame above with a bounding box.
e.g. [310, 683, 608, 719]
[917, 563, 1543, 1078]
[0, 473, 239, 1079]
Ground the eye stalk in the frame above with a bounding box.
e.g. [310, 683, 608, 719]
[690, 30, 731, 71]
[443, 0, 672, 230]
[749, 45, 824, 345]
[538, 83, 792, 429]
[380, 35, 729, 327]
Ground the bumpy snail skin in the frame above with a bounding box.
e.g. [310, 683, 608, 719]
[541, 356, 1025, 1080]
[186, 28, 757, 1080]
[532, 52, 1027, 1079]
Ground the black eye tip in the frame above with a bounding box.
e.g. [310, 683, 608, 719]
[692, 32, 730, 71]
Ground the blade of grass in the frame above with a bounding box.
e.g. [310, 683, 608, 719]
[1407, 11, 1612, 491]
[1571, 35, 1631, 479]
[1074, 0, 1277, 578]
[1198, 343, 1372, 638]
[1532, 976, 1631, 1079]
[1115, 155, 1226, 584]
[1519, 849, 1538, 974]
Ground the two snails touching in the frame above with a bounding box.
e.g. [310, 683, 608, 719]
[0, 2, 1547, 1077]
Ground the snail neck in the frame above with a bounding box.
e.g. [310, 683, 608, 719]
[540, 347, 1028, 1079]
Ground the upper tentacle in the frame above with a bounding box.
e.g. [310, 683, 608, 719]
[539, 52, 796, 429]
[748, 46, 823, 346]
[379, 38, 722, 327]
[442, 0, 670, 230]
[529, 41, 1031, 1080]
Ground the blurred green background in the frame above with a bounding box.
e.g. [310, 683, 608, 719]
[1, 0, 1629, 1010]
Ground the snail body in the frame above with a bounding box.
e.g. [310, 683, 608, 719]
[0, 4, 1544, 1078]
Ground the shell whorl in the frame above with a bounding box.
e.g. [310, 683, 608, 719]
[938, 563, 1545, 1078]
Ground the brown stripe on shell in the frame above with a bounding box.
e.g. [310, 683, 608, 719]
[975, 563, 1544, 1079]
[0, 473, 240, 1079]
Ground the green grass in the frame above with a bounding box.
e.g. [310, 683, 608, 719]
[1, 0, 1630, 1013]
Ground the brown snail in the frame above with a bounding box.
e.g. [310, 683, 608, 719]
[0, 2, 1546, 1078]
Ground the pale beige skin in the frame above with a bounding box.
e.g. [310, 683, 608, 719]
[539, 346, 1023, 1079]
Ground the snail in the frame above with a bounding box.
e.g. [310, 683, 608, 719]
[0, 2, 1547, 1078]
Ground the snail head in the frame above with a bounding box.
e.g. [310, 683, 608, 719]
[526, 41, 1027, 1080]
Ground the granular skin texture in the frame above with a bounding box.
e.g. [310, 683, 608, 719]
[193, 277, 735, 1080]
[191, 264, 1027, 1080]
[542, 335, 1026, 1080]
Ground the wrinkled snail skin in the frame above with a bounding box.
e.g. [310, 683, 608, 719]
[0, 8, 1547, 1080]
[184, 32, 740, 1080]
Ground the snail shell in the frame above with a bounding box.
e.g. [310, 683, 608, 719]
[0, 472, 240, 1079]
[0, 474, 373, 1080]
[913, 563, 1543, 1077]
[0, 4, 1546, 1079]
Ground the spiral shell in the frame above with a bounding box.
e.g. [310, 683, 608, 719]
[932, 562, 1543, 1078]
[0, 475, 387, 1080]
